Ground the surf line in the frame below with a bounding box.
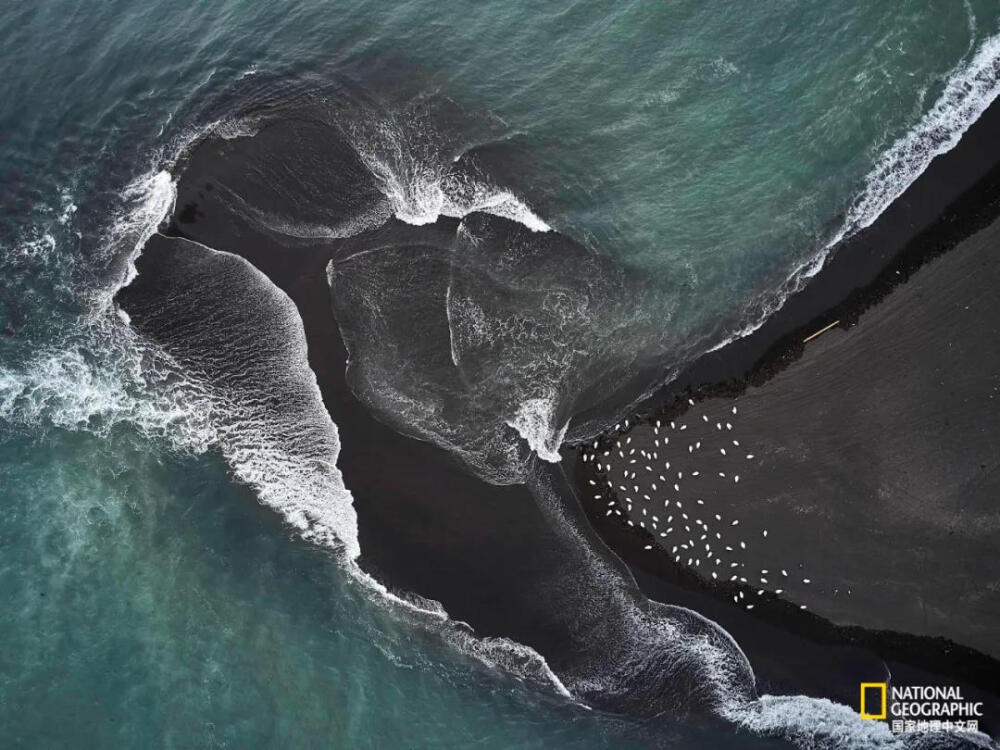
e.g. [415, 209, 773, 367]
[802, 319, 840, 344]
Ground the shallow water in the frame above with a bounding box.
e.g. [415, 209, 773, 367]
[2, 1, 999, 746]
[0, 427, 670, 748]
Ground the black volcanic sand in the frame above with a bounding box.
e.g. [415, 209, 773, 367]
[573, 101, 1000, 733]
[569, 79, 1000, 438]
[608, 219, 1000, 655]
[575, 213, 1000, 723]
[117, 117, 779, 732]
[117, 93, 1000, 745]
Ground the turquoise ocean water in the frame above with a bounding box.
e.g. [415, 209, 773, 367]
[3, 1, 1000, 746]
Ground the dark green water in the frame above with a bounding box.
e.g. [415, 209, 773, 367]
[3, 1, 1000, 747]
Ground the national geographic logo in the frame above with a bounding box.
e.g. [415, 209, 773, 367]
[860, 683, 887, 720]
[860, 682, 984, 734]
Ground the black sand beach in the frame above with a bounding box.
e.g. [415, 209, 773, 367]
[115, 90, 1000, 739]
[587, 216, 1000, 654]
[573, 210, 1000, 726]
[118, 122, 763, 722]
[573, 92, 1000, 732]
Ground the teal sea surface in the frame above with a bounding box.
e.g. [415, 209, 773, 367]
[3, 1, 1000, 747]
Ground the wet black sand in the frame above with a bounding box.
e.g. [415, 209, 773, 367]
[569, 84, 1000, 437]
[116, 95, 1000, 739]
[573, 100, 1000, 733]
[118, 125, 766, 724]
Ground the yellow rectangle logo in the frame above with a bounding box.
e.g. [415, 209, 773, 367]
[860, 682, 887, 720]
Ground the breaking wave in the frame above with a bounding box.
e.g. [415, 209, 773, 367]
[348, 560, 573, 699]
[335, 33, 1000, 472]
[837, 32, 1000, 244]
[703, 32, 1000, 360]
[504, 393, 569, 463]
[8, 60, 1000, 748]
[0, 155, 575, 700]
[348, 100, 550, 232]
[723, 695, 995, 749]
[106, 171, 177, 291]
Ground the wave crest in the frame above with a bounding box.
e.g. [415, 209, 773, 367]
[840, 33, 1000, 242]
[347, 99, 550, 232]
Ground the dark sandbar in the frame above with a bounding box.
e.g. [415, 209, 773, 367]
[117, 89, 1000, 739]
[573, 96, 1000, 733]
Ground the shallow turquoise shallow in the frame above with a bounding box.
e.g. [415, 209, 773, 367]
[0, 427, 660, 747]
[2, 1, 998, 747]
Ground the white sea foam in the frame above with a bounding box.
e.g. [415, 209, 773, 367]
[505, 394, 570, 463]
[76, 139, 574, 695]
[799, 32, 1000, 289]
[347, 560, 573, 698]
[725, 695, 901, 748]
[526, 467, 756, 713]
[723, 693, 994, 749]
[5, 197, 570, 699]
[0, 322, 216, 454]
[707, 33, 1000, 359]
[836, 32, 1000, 243]
[95, 169, 177, 305]
[102, 114, 262, 282]
[12, 231, 57, 260]
[170, 239, 573, 695]
[184, 243, 362, 559]
[364, 152, 550, 232]
[21, 70, 997, 740]
[351, 110, 550, 233]
[211, 116, 263, 141]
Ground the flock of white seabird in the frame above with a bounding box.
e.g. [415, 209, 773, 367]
[581, 400, 818, 612]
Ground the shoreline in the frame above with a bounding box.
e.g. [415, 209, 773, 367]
[568, 88, 1000, 435]
[124, 125, 764, 719]
[570, 89, 1000, 731]
[117, 92, 1000, 734]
